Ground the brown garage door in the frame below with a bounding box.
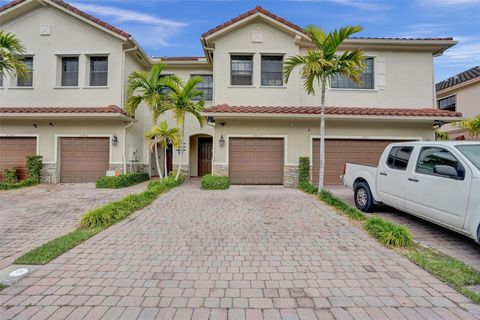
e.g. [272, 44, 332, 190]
[229, 138, 284, 185]
[0, 137, 37, 181]
[60, 137, 109, 183]
[313, 139, 399, 185]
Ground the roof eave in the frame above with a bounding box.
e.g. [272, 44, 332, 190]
[0, 112, 136, 122]
[437, 76, 480, 95]
[202, 112, 463, 122]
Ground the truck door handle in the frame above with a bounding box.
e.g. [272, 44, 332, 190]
[379, 172, 388, 176]
[408, 177, 419, 182]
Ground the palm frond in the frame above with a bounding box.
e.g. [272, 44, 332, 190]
[0, 31, 27, 78]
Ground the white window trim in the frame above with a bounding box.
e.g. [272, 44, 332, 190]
[12, 54, 35, 88]
[260, 54, 285, 88]
[86, 54, 109, 87]
[230, 53, 254, 87]
[328, 56, 377, 91]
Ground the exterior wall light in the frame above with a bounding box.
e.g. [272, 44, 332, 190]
[112, 134, 118, 146]
[219, 134, 225, 147]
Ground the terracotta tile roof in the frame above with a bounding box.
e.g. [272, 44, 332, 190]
[0, 105, 128, 115]
[201, 5, 454, 43]
[205, 104, 462, 118]
[154, 56, 206, 62]
[202, 6, 307, 38]
[436, 66, 480, 92]
[0, 0, 130, 38]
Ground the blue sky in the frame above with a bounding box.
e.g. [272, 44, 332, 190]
[7, 0, 480, 81]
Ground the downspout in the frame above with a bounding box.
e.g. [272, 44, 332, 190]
[121, 41, 138, 173]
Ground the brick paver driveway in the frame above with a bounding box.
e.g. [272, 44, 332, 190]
[327, 185, 480, 272]
[1, 181, 479, 319]
[0, 182, 147, 269]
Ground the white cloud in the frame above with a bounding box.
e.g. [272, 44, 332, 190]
[436, 37, 480, 68]
[286, 0, 389, 10]
[417, 0, 480, 7]
[70, 2, 187, 47]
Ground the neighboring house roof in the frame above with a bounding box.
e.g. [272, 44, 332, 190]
[0, 0, 130, 38]
[436, 66, 480, 92]
[204, 104, 462, 118]
[0, 105, 128, 115]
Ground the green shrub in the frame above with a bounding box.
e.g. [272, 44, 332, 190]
[298, 157, 310, 185]
[96, 172, 150, 189]
[26, 155, 43, 182]
[365, 217, 413, 247]
[81, 177, 182, 228]
[319, 189, 366, 221]
[2, 168, 17, 184]
[201, 174, 230, 190]
[299, 181, 318, 194]
[0, 177, 37, 190]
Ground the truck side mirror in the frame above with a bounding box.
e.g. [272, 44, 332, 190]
[433, 165, 460, 179]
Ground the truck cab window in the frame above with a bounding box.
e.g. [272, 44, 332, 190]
[386, 146, 413, 170]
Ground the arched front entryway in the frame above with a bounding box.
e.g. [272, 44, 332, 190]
[189, 134, 213, 177]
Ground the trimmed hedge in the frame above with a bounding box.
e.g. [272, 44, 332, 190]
[96, 172, 150, 189]
[0, 178, 37, 191]
[298, 157, 310, 185]
[201, 174, 230, 190]
[26, 155, 43, 183]
[82, 176, 183, 228]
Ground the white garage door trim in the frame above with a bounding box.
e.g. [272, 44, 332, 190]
[309, 135, 423, 163]
[0, 134, 39, 155]
[54, 134, 119, 165]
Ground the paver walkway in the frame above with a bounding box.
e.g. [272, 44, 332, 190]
[327, 185, 480, 272]
[1, 181, 480, 319]
[0, 182, 148, 269]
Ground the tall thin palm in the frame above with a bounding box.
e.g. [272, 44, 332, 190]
[126, 63, 178, 123]
[284, 25, 366, 191]
[144, 120, 181, 179]
[0, 31, 27, 78]
[162, 76, 206, 180]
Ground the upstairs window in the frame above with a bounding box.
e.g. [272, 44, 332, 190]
[386, 146, 414, 170]
[192, 74, 213, 101]
[261, 55, 283, 86]
[89, 56, 108, 86]
[17, 56, 33, 87]
[158, 74, 173, 94]
[0, 73, 3, 87]
[331, 57, 374, 89]
[61, 57, 79, 86]
[438, 95, 456, 112]
[231, 55, 253, 85]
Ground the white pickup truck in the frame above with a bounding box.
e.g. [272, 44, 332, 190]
[342, 141, 480, 242]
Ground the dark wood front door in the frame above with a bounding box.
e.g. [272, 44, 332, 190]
[198, 137, 212, 177]
[166, 144, 173, 175]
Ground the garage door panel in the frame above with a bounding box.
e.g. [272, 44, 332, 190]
[313, 139, 398, 185]
[229, 138, 284, 185]
[60, 137, 109, 183]
[0, 137, 37, 181]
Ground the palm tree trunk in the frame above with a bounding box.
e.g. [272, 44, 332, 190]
[154, 143, 163, 179]
[175, 121, 185, 181]
[164, 146, 168, 178]
[318, 79, 326, 193]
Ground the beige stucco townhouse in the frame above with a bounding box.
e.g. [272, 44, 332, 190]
[436, 66, 480, 140]
[0, 1, 462, 186]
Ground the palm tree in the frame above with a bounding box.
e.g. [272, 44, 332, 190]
[0, 31, 27, 79]
[126, 64, 179, 177]
[283, 25, 366, 191]
[145, 120, 181, 179]
[162, 76, 205, 180]
[126, 63, 178, 123]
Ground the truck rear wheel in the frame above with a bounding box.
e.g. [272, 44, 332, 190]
[354, 182, 374, 212]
